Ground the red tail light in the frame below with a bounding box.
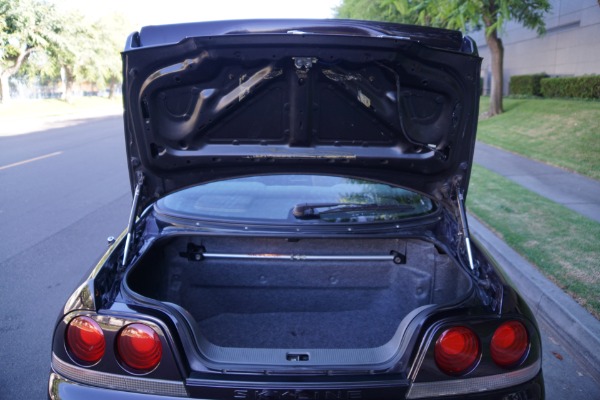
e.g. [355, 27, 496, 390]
[65, 316, 105, 365]
[434, 326, 480, 375]
[117, 323, 162, 372]
[491, 320, 529, 367]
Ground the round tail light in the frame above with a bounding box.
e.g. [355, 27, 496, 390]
[491, 320, 529, 367]
[117, 323, 162, 373]
[65, 316, 105, 365]
[434, 326, 480, 375]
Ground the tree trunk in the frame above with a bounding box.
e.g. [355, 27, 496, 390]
[61, 66, 75, 102]
[65, 79, 74, 102]
[60, 66, 68, 101]
[0, 47, 36, 103]
[0, 73, 10, 104]
[108, 82, 116, 99]
[485, 30, 504, 116]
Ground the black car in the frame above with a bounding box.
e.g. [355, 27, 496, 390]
[49, 19, 544, 399]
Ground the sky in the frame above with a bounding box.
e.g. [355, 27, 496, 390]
[53, 0, 343, 30]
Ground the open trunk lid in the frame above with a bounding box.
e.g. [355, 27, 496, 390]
[122, 19, 481, 216]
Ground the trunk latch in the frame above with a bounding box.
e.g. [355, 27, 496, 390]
[286, 353, 310, 362]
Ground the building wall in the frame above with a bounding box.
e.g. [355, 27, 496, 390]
[470, 0, 600, 95]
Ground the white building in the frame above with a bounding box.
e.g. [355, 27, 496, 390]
[469, 0, 600, 95]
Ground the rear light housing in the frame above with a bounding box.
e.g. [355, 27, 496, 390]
[53, 313, 186, 397]
[491, 320, 529, 368]
[434, 326, 480, 375]
[65, 316, 105, 365]
[55, 313, 179, 377]
[407, 318, 540, 399]
[117, 323, 163, 373]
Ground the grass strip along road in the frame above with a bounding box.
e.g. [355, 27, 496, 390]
[468, 166, 600, 318]
[478, 97, 600, 180]
[470, 97, 600, 319]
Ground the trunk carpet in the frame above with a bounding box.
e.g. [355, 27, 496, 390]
[190, 286, 418, 349]
[197, 309, 405, 349]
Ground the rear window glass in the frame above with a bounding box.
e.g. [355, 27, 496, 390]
[155, 174, 436, 223]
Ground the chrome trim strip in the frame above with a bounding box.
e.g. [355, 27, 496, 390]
[51, 353, 188, 397]
[407, 359, 541, 399]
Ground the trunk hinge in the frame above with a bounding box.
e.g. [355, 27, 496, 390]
[123, 172, 144, 266]
[456, 188, 475, 271]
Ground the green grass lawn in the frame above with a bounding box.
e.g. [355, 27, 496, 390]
[468, 165, 600, 318]
[478, 97, 600, 180]
[0, 96, 122, 119]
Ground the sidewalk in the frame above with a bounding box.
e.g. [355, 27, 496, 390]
[471, 141, 600, 382]
[0, 105, 122, 136]
[474, 141, 600, 223]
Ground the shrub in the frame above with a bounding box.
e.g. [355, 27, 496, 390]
[540, 75, 600, 99]
[509, 73, 548, 96]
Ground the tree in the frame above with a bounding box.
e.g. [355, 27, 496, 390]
[0, 0, 61, 103]
[44, 10, 95, 102]
[41, 11, 128, 100]
[85, 14, 129, 99]
[2, 1, 128, 102]
[336, 0, 551, 116]
[337, 0, 412, 23]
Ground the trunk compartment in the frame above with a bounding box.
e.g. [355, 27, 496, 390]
[126, 236, 472, 365]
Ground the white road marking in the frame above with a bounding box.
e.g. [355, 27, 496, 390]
[0, 151, 63, 171]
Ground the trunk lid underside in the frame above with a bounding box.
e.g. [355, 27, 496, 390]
[122, 21, 481, 214]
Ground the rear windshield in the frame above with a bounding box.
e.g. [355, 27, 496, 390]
[155, 174, 436, 223]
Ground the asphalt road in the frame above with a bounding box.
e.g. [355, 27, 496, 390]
[0, 117, 598, 399]
[0, 116, 131, 399]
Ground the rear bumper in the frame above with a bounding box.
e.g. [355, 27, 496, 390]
[409, 369, 544, 399]
[49, 372, 190, 400]
[50, 369, 544, 400]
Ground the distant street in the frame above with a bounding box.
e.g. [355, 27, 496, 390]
[0, 116, 598, 399]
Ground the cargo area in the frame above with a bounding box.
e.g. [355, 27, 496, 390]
[126, 236, 472, 362]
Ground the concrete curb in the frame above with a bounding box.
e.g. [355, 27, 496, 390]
[469, 215, 600, 383]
